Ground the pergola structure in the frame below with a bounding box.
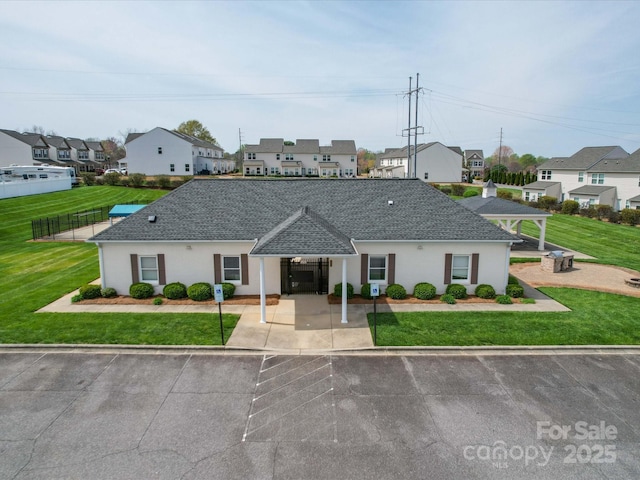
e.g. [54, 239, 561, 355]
[458, 181, 552, 251]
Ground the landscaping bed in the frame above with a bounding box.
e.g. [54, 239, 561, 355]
[327, 294, 526, 304]
[76, 294, 281, 306]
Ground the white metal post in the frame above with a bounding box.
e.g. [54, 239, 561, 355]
[341, 258, 348, 324]
[259, 257, 266, 323]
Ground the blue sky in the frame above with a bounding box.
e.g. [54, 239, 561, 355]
[1, 0, 639, 158]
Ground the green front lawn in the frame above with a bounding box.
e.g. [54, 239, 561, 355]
[368, 288, 640, 346]
[519, 214, 640, 271]
[0, 185, 238, 345]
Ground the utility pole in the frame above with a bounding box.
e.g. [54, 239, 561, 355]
[407, 76, 412, 178]
[498, 128, 503, 167]
[402, 74, 424, 178]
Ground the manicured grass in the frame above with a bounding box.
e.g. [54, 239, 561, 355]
[0, 185, 239, 345]
[519, 214, 640, 271]
[368, 288, 640, 346]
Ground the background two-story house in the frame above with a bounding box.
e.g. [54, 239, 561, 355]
[371, 142, 464, 183]
[123, 127, 231, 176]
[537, 146, 640, 210]
[243, 139, 357, 177]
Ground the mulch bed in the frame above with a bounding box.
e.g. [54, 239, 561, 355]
[77, 294, 281, 306]
[326, 294, 523, 304]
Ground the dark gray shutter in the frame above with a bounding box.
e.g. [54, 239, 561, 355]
[444, 253, 452, 284]
[360, 254, 368, 284]
[387, 254, 396, 284]
[158, 254, 166, 285]
[130, 254, 139, 284]
[241, 254, 249, 285]
[471, 253, 479, 284]
[213, 254, 221, 284]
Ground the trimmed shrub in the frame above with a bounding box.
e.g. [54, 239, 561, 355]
[497, 190, 513, 200]
[79, 284, 102, 299]
[413, 282, 436, 300]
[222, 282, 236, 300]
[462, 189, 479, 198]
[119, 177, 130, 187]
[80, 172, 96, 186]
[385, 283, 407, 300]
[561, 200, 580, 215]
[156, 174, 171, 189]
[538, 196, 558, 210]
[146, 179, 157, 188]
[440, 294, 456, 304]
[101, 287, 117, 298]
[103, 172, 121, 186]
[71, 294, 83, 303]
[620, 208, 640, 226]
[496, 294, 513, 304]
[608, 211, 620, 224]
[439, 186, 452, 195]
[153, 297, 163, 305]
[451, 184, 465, 196]
[333, 282, 354, 299]
[129, 173, 146, 187]
[130, 282, 155, 299]
[580, 206, 597, 218]
[187, 282, 212, 301]
[596, 204, 612, 221]
[474, 284, 496, 299]
[506, 284, 525, 298]
[445, 283, 467, 299]
[360, 283, 372, 300]
[508, 274, 520, 285]
[163, 282, 187, 300]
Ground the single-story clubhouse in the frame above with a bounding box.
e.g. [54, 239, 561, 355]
[88, 179, 519, 323]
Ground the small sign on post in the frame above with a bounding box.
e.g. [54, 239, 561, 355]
[213, 284, 225, 345]
[370, 283, 379, 346]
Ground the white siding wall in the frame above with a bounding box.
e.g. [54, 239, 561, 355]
[598, 172, 640, 210]
[99, 241, 281, 296]
[100, 239, 512, 297]
[414, 143, 463, 183]
[327, 241, 511, 295]
[125, 128, 193, 175]
[0, 134, 34, 165]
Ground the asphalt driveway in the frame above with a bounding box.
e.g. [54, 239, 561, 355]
[1, 351, 639, 479]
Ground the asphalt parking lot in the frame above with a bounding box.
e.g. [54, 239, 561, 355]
[1, 351, 639, 479]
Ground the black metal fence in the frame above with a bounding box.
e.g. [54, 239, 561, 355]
[31, 201, 150, 240]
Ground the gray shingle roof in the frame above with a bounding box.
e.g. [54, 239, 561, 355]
[250, 206, 356, 256]
[245, 138, 284, 153]
[522, 181, 561, 190]
[0, 129, 48, 147]
[89, 179, 518, 247]
[457, 196, 551, 216]
[568, 185, 616, 195]
[628, 194, 640, 202]
[541, 146, 628, 170]
[283, 139, 319, 153]
[590, 155, 640, 173]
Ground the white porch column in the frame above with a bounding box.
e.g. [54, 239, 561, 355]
[537, 219, 547, 251]
[341, 258, 348, 324]
[516, 220, 522, 236]
[259, 257, 266, 323]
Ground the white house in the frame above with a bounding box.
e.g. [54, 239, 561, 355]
[88, 178, 518, 324]
[123, 127, 231, 176]
[243, 139, 357, 177]
[521, 181, 562, 202]
[538, 146, 640, 210]
[0, 129, 52, 165]
[371, 142, 464, 183]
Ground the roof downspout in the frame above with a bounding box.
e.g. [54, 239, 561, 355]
[97, 243, 106, 290]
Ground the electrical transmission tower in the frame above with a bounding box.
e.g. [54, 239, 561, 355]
[402, 73, 424, 178]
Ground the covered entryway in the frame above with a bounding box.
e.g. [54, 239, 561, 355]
[280, 257, 329, 295]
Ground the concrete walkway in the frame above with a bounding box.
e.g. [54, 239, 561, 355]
[39, 286, 569, 351]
